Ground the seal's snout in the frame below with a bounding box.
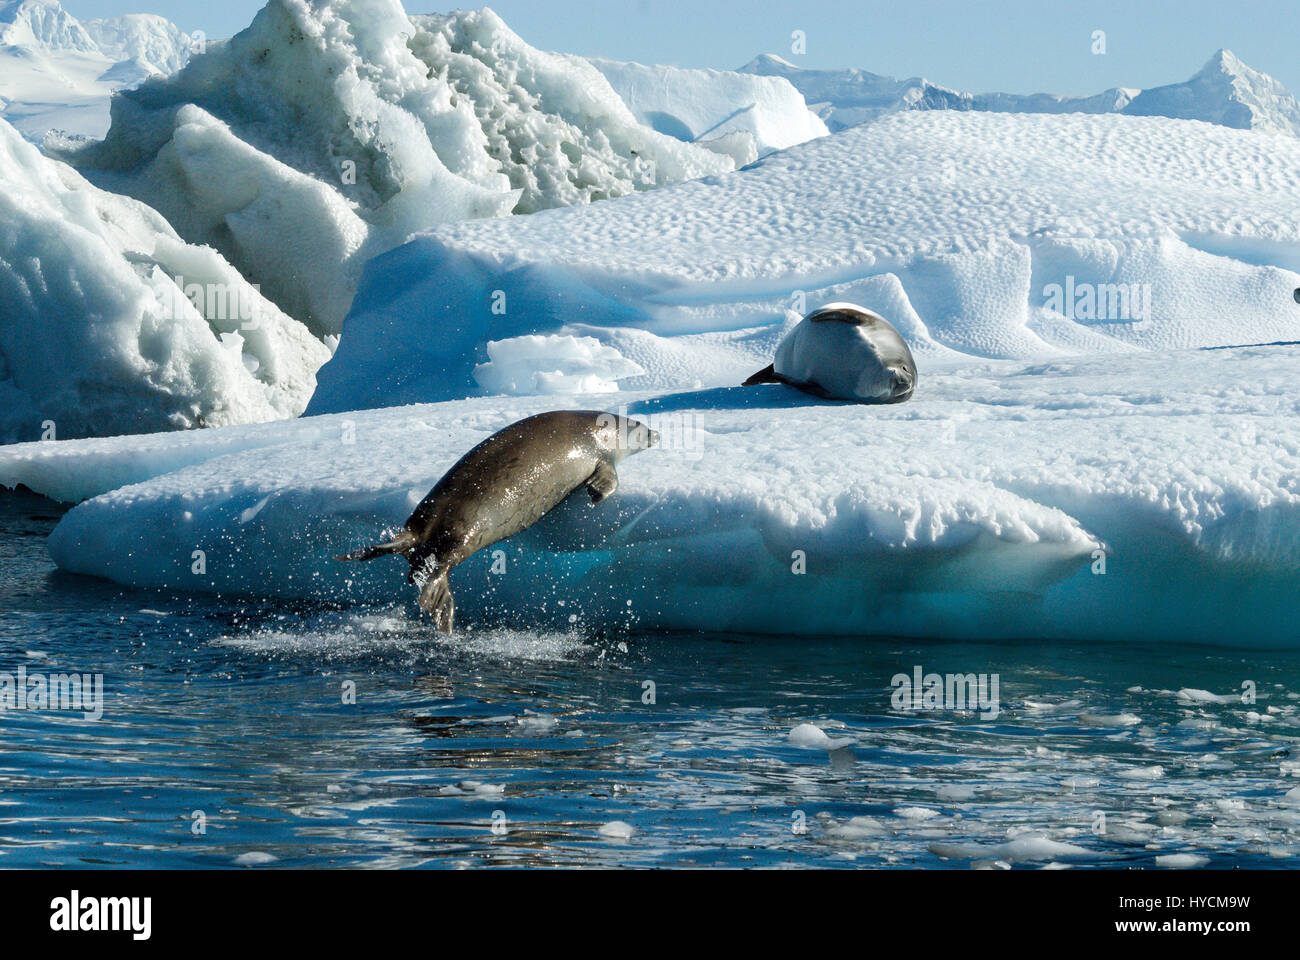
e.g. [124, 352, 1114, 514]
[619, 417, 657, 452]
[890, 368, 914, 397]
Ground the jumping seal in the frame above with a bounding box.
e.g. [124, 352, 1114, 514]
[743, 302, 917, 403]
[335, 410, 657, 634]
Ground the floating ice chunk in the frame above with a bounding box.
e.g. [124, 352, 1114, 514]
[598, 820, 635, 839]
[930, 835, 1093, 863]
[1117, 765, 1165, 780]
[788, 723, 855, 750]
[1177, 688, 1239, 704]
[1155, 853, 1209, 868]
[234, 852, 277, 866]
[517, 714, 560, 733]
[473, 335, 645, 396]
[1214, 799, 1247, 815]
[825, 816, 887, 840]
[894, 806, 941, 821]
[936, 785, 978, 802]
[1080, 712, 1142, 727]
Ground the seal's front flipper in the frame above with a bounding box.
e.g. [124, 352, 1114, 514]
[418, 571, 455, 634]
[742, 363, 780, 386]
[586, 461, 618, 504]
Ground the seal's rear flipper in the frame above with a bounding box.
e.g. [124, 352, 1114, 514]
[418, 571, 455, 634]
[586, 461, 618, 504]
[334, 529, 416, 563]
[742, 363, 780, 386]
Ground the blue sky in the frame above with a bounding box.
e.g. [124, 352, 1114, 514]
[62, 0, 1300, 96]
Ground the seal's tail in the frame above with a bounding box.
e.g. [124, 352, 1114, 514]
[333, 529, 416, 563]
[418, 571, 455, 635]
[742, 363, 781, 386]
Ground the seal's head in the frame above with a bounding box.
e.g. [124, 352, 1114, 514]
[857, 359, 915, 403]
[594, 413, 658, 461]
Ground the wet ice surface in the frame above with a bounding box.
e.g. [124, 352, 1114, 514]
[2, 489, 1298, 869]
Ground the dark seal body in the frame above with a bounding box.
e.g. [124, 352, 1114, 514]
[335, 410, 656, 633]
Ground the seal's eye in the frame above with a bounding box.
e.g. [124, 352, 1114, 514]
[1293, 287, 1300, 304]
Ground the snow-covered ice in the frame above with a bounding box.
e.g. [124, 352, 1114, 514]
[0, 2, 1297, 652]
[309, 109, 1300, 412]
[0, 116, 328, 442]
[589, 56, 828, 156]
[53, 1, 734, 335]
[472, 335, 646, 396]
[0, 0, 191, 139]
[4, 340, 1299, 646]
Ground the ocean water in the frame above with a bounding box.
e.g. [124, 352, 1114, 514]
[1, 487, 1298, 869]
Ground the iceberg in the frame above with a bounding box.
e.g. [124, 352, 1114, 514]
[0, 116, 329, 442]
[53, 1, 734, 335]
[3, 342, 1299, 646]
[307, 110, 1300, 414]
[588, 56, 828, 155]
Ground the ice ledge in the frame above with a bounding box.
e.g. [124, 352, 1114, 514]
[6, 345, 1300, 646]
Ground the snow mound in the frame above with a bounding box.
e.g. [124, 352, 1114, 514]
[473, 335, 645, 395]
[0, 117, 328, 442]
[6, 343, 1300, 646]
[53, 0, 732, 335]
[588, 56, 827, 155]
[741, 49, 1299, 136]
[308, 111, 1300, 414]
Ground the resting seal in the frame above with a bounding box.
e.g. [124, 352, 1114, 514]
[744, 302, 917, 403]
[335, 410, 657, 633]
